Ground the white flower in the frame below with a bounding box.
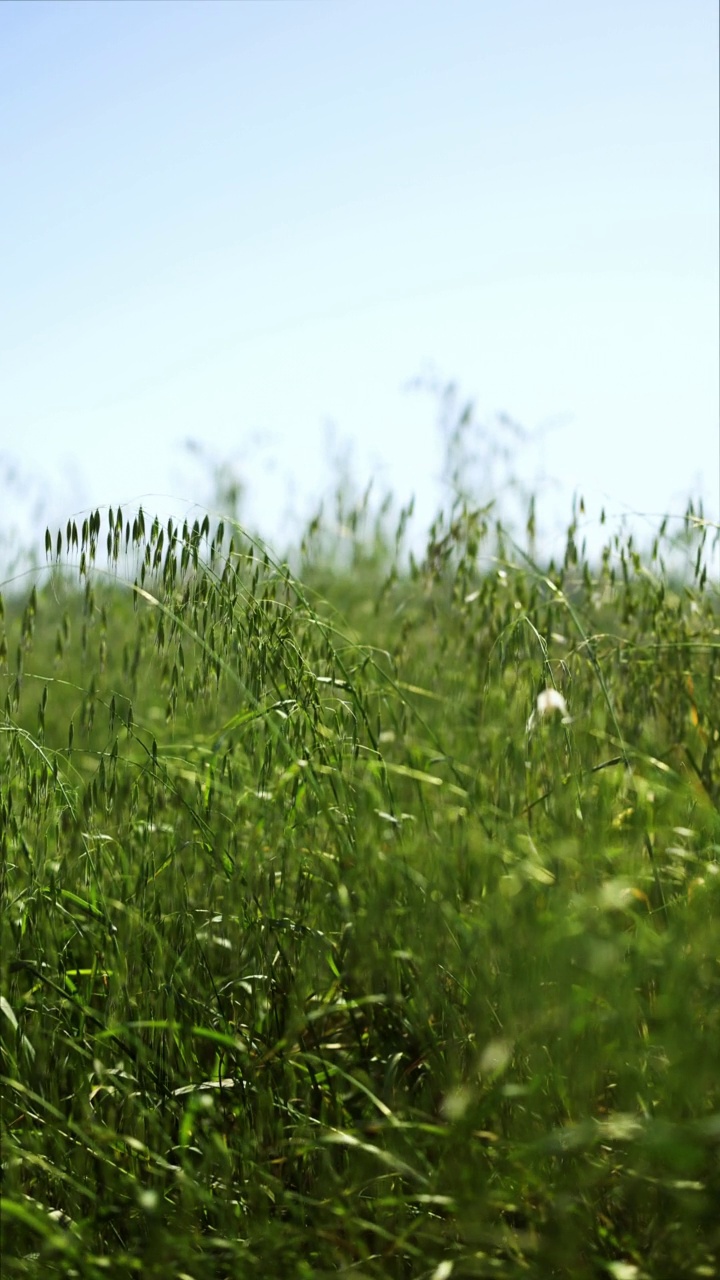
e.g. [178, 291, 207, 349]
[527, 686, 568, 733]
[536, 687, 567, 717]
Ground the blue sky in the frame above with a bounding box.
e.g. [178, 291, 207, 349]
[2, 0, 718, 565]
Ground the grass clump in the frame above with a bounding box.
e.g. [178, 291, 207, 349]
[1, 490, 719, 1279]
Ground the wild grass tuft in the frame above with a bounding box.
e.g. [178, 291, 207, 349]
[1, 484, 718, 1278]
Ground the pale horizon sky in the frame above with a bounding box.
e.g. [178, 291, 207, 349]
[2, 0, 718, 570]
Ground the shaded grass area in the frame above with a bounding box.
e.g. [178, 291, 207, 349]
[1, 498, 719, 1278]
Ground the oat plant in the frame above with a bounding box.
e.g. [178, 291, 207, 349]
[1, 494, 718, 1279]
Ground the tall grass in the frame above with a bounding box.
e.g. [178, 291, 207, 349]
[1, 485, 718, 1279]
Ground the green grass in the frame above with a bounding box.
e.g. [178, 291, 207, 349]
[1, 493, 718, 1279]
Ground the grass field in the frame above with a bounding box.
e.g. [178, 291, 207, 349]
[1, 488, 718, 1278]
